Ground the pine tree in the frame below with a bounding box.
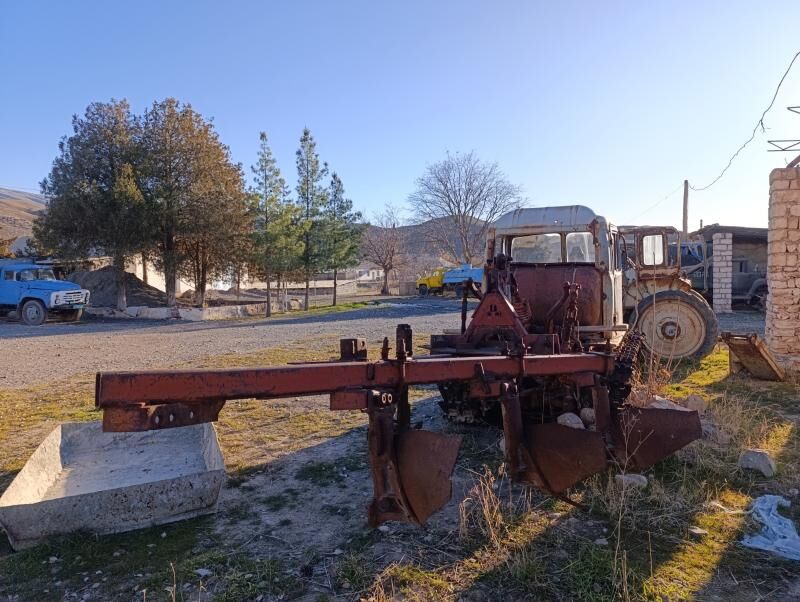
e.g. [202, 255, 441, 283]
[295, 128, 328, 310]
[323, 173, 363, 305]
[251, 132, 304, 316]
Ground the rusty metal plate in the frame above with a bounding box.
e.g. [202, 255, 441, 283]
[722, 333, 785, 382]
[521, 424, 608, 493]
[513, 265, 604, 327]
[395, 430, 462, 524]
[611, 407, 702, 470]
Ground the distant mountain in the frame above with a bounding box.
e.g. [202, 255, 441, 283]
[0, 187, 46, 240]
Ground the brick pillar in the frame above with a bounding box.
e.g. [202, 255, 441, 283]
[712, 233, 732, 314]
[765, 167, 800, 369]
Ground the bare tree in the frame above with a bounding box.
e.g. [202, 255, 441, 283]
[361, 205, 405, 295]
[408, 151, 522, 264]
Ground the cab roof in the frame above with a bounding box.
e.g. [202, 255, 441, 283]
[0, 262, 44, 271]
[492, 205, 609, 233]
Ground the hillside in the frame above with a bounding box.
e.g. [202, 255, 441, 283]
[0, 187, 46, 240]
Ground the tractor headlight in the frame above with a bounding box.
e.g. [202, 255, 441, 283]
[52, 293, 62, 306]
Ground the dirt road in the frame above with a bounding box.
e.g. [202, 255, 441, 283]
[0, 298, 464, 388]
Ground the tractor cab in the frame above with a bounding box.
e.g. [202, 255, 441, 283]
[485, 206, 627, 348]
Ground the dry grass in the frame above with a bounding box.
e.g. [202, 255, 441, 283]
[3, 341, 800, 601]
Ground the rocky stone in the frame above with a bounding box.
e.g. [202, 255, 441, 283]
[579, 407, 596, 426]
[688, 526, 708, 537]
[683, 394, 707, 414]
[738, 449, 776, 477]
[593, 537, 608, 546]
[648, 396, 690, 412]
[557, 412, 585, 429]
[615, 473, 648, 489]
[378, 525, 390, 533]
[194, 568, 212, 578]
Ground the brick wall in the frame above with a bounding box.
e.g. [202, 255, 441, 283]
[712, 232, 732, 313]
[765, 167, 800, 368]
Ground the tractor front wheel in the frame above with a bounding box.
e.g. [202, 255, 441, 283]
[634, 290, 718, 360]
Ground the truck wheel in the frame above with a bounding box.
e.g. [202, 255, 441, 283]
[634, 290, 718, 360]
[60, 309, 84, 322]
[751, 286, 768, 313]
[21, 299, 47, 326]
[419, 284, 429, 297]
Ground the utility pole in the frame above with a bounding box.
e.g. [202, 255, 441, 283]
[682, 179, 689, 237]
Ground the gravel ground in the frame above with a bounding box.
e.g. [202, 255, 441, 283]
[0, 300, 765, 390]
[0, 298, 465, 388]
[716, 309, 766, 336]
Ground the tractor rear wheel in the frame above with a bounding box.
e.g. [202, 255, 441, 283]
[634, 290, 718, 360]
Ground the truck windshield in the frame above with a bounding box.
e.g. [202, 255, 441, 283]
[17, 268, 57, 281]
[511, 232, 595, 263]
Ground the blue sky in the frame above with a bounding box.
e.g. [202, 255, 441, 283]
[1, 1, 798, 228]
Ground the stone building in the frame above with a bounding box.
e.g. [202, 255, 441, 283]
[765, 167, 800, 369]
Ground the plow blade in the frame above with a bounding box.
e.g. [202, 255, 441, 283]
[520, 424, 608, 493]
[611, 407, 702, 470]
[395, 430, 462, 524]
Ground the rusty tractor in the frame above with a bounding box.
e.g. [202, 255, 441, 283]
[619, 225, 718, 360]
[96, 210, 702, 527]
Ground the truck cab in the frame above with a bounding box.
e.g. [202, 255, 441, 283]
[0, 262, 90, 325]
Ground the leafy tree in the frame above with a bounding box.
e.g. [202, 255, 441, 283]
[361, 205, 406, 295]
[36, 99, 150, 310]
[138, 98, 248, 308]
[177, 152, 251, 307]
[250, 132, 305, 316]
[322, 173, 363, 305]
[408, 151, 522, 264]
[295, 128, 328, 310]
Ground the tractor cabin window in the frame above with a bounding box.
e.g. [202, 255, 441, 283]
[511, 233, 562, 263]
[565, 232, 595, 263]
[641, 234, 665, 266]
[3, 271, 14, 281]
[510, 232, 596, 264]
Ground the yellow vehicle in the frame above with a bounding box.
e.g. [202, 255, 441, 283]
[416, 268, 446, 296]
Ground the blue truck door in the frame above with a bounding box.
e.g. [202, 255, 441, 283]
[0, 269, 20, 305]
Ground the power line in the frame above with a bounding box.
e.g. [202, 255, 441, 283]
[631, 183, 683, 220]
[690, 49, 800, 192]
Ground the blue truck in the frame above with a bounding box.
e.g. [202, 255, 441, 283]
[416, 264, 484, 296]
[0, 262, 90, 325]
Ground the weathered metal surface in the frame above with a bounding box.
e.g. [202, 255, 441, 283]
[722, 332, 785, 382]
[395, 429, 462, 524]
[513, 265, 604, 327]
[611, 407, 702, 470]
[96, 354, 615, 418]
[521, 424, 608, 493]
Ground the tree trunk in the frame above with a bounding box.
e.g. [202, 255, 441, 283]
[381, 269, 390, 295]
[164, 236, 177, 308]
[141, 253, 148, 285]
[265, 273, 272, 317]
[304, 275, 310, 311]
[198, 263, 207, 308]
[333, 269, 338, 306]
[114, 256, 127, 311]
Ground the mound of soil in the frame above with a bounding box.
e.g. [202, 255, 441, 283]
[68, 266, 169, 307]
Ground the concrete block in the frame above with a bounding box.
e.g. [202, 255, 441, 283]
[0, 422, 224, 550]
